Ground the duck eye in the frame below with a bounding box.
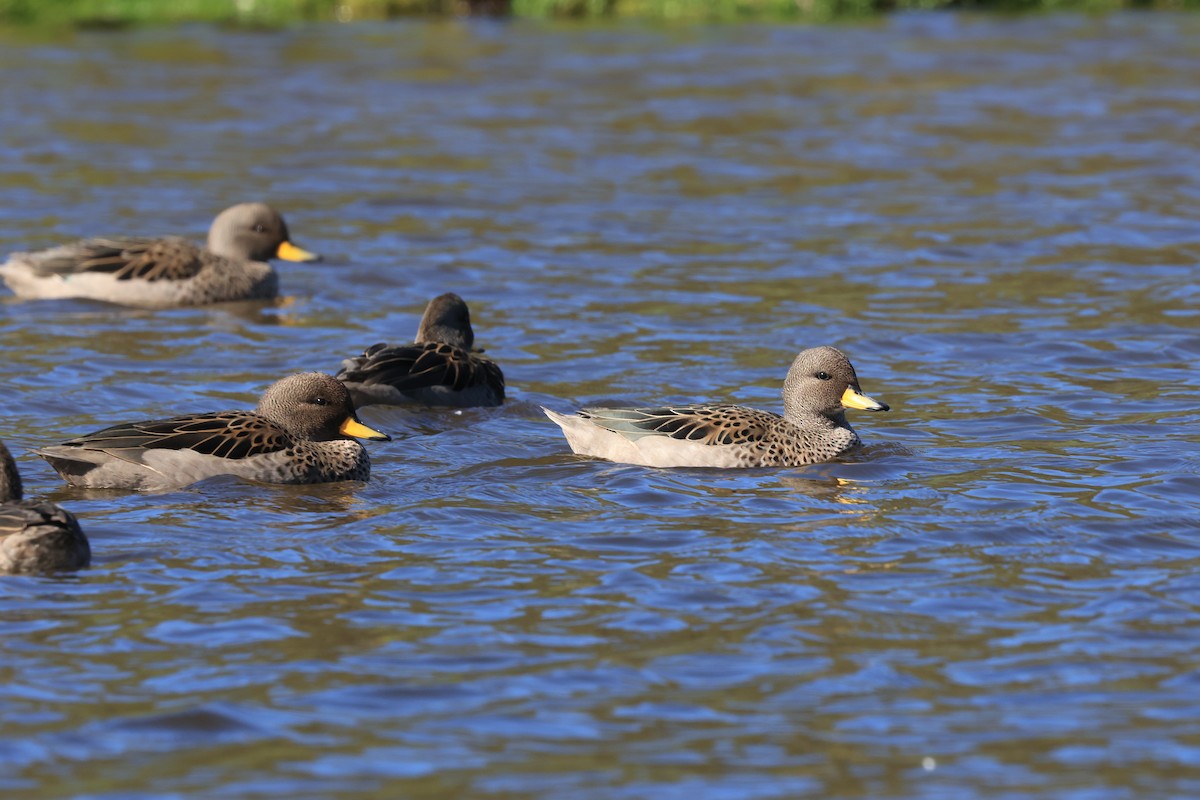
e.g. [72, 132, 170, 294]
[313, 396, 327, 406]
[816, 371, 831, 381]
[253, 223, 265, 233]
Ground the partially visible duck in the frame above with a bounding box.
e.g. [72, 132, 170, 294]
[0, 439, 90, 573]
[337, 292, 505, 408]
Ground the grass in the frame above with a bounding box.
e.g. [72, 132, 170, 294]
[0, 0, 1195, 25]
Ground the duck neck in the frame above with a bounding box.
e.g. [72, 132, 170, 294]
[783, 395, 847, 430]
[417, 323, 473, 349]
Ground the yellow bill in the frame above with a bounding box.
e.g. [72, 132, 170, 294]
[340, 416, 392, 441]
[841, 386, 889, 412]
[276, 240, 321, 262]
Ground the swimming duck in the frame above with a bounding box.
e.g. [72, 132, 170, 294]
[0, 203, 318, 307]
[0, 439, 90, 573]
[37, 373, 390, 491]
[336, 292, 505, 408]
[543, 346, 888, 468]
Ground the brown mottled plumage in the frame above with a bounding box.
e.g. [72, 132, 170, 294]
[0, 439, 90, 574]
[0, 203, 319, 307]
[543, 346, 888, 468]
[37, 373, 390, 492]
[337, 293, 505, 408]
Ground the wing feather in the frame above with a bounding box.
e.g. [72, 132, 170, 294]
[57, 412, 291, 462]
[339, 342, 503, 398]
[580, 405, 776, 446]
[27, 236, 207, 282]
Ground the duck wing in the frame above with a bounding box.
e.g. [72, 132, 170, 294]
[25, 236, 207, 282]
[579, 405, 777, 446]
[339, 341, 503, 397]
[50, 412, 292, 464]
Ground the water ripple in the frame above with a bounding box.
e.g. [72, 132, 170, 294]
[1, 13, 1199, 799]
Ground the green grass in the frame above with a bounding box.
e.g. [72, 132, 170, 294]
[0, 0, 1195, 25]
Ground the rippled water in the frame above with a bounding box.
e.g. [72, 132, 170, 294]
[1, 12, 1199, 798]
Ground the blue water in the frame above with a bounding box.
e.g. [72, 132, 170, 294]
[1, 13, 1199, 798]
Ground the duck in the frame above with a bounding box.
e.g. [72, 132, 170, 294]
[1, 438, 90, 573]
[336, 292, 505, 408]
[0, 203, 319, 307]
[36, 372, 390, 491]
[543, 346, 888, 468]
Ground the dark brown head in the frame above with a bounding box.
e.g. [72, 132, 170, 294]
[415, 292, 475, 350]
[0, 439, 23, 503]
[781, 346, 888, 422]
[255, 372, 391, 442]
[207, 203, 320, 264]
